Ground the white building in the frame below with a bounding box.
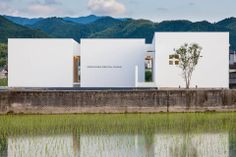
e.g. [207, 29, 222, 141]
[153, 32, 229, 88]
[80, 39, 145, 88]
[8, 32, 229, 88]
[8, 39, 79, 88]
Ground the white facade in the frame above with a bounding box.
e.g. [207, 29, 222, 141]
[154, 32, 229, 88]
[8, 32, 229, 88]
[80, 39, 145, 88]
[8, 39, 79, 87]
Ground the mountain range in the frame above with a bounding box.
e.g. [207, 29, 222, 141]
[1, 15, 236, 50]
[0, 16, 48, 43]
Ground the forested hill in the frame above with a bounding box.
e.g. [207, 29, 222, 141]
[0, 16, 48, 43]
[1, 15, 236, 50]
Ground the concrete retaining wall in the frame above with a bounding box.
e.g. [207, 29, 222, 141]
[0, 89, 236, 114]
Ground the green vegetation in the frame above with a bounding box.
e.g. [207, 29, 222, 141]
[145, 70, 152, 82]
[29, 17, 90, 42]
[0, 16, 48, 43]
[0, 113, 235, 156]
[0, 43, 7, 68]
[28, 17, 123, 42]
[0, 136, 6, 157]
[0, 78, 7, 86]
[174, 43, 202, 88]
[0, 113, 235, 136]
[3, 15, 236, 50]
[26, 17, 236, 50]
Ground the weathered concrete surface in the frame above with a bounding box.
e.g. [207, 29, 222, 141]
[0, 89, 236, 114]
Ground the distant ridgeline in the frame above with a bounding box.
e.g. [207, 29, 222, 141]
[1, 15, 236, 50]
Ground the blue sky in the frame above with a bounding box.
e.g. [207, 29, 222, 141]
[0, 0, 235, 22]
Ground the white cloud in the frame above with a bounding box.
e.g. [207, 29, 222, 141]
[156, 7, 168, 12]
[0, 2, 20, 16]
[27, 3, 62, 16]
[26, 4, 75, 17]
[189, 2, 195, 6]
[24, 0, 66, 17]
[0, 0, 74, 17]
[88, 0, 125, 16]
[44, 0, 60, 5]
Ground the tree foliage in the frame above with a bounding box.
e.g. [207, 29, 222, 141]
[174, 43, 202, 89]
[145, 71, 152, 82]
[0, 44, 7, 68]
[3, 15, 236, 50]
[0, 16, 48, 43]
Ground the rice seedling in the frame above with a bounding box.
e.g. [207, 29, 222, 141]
[0, 113, 235, 156]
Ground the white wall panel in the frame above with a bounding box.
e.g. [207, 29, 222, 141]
[154, 32, 229, 88]
[80, 39, 145, 88]
[8, 39, 76, 87]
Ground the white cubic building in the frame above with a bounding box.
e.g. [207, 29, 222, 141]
[80, 39, 145, 87]
[153, 32, 229, 88]
[8, 32, 229, 88]
[8, 39, 80, 88]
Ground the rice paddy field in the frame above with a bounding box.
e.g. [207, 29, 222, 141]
[0, 113, 235, 157]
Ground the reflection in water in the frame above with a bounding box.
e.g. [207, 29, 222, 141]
[230, 133, 236, 157]
[8, 135, 75, 157]
[80, 135, 151, 157]
[0, 136, 7, 157]
[5, 133, 233, 157]
[154, 133, 229, 157]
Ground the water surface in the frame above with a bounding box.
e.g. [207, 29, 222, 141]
[0, 113, 235, 157]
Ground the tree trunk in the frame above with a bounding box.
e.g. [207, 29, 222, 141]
[186, 76, 190, 89]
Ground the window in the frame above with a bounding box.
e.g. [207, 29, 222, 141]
[169, 55, 174, 59]
[174, 54, 179, 59]
[145, 55, 153, 82]
[74, 56, 80, 83]
[169, 54, 180, 65]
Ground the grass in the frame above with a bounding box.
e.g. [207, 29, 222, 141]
[0, 78, 7, 86]
[0, 113, 235, 156]
[0, 113, 235, 136]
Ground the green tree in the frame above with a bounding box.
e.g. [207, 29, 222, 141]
[145, 71, 152, 82]
[174, 43, 202, 89]
[0, 43, 7, 68]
